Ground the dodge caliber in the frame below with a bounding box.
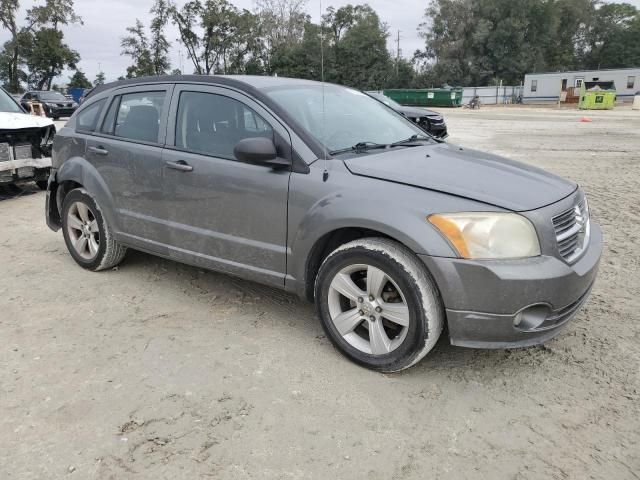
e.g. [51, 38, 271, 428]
[45, 76, 602, 372]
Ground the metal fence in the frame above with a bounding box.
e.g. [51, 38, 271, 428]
[462, 86, 524, 105]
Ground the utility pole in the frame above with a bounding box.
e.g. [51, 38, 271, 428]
[396, 30, 401, 77]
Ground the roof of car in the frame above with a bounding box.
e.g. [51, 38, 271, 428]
[87, 74, 327, 100]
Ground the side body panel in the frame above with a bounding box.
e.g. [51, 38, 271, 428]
[284, 159, 497, 297]
[157, 84, 294, 287]
[86, 84, 173, 242]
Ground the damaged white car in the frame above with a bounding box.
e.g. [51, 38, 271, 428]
[0, 87, 55, 189]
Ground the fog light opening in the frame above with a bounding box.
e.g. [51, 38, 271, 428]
[514, 304, 551, 331]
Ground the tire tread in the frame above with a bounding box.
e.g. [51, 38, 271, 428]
[316, 237, 444, 372]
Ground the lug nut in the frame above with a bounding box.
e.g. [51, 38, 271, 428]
[357, 297, 363, 303]
[358, 310, 364, 316]
[369, 315, 376, 322]
[375, 306, 382, 313]
[369, 295, 374, 301]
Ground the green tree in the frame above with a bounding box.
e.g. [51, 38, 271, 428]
[270, 21, 322, 79]
[121, 19, 155, 78]
[0, 0, 23, 91]
[583, 3, 640, 69]
[23, 28, 79, 89]
[67, 69, 91, 88]
[417, 0, 593, 86]
[170, 0, 263, 75]
[254, 0, 309, 73]
[322, 4, 393, 89]
[24, 0, 82, 89]
[150, 0, 171, 75]
[93, 71, 106, 86]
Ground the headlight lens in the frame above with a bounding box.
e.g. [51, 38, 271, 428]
[428, 212, 541, 259]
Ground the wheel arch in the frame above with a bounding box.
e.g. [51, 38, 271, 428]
[301, 223, 449, 302]
[55, 156, 120, 232]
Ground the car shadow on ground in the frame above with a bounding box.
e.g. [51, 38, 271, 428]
[114, 249, 524, 376]
[0, 183, 41, 201]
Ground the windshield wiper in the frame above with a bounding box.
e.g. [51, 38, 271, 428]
[390, 134, 436, 146]
[329, 141, 389, 156]
[329, 135, 436, 157]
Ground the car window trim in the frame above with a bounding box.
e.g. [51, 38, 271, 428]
[165, 84, 309, 173]
[84, 84, 174, 146]
[99, 95, 122, 135]
[172, 89, 277, 160]
[74, 98, 107, 134]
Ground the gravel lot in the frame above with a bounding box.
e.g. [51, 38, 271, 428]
[1, 107, 639, 479]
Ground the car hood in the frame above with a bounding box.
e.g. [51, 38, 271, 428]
[398, 106, 441, 118]
[0, 112, 54, 130]
[343, 143, 577, 211]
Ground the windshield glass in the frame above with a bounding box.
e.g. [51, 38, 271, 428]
[265, 84, 425, 153]
[0, 89, 23, 113]
[39, 91, 67, 101]
[369, 92, 401, 109]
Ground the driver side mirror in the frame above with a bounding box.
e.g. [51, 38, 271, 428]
[233, 137, 289, 170]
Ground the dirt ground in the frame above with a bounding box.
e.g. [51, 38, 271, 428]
[1, 107, 639, 479]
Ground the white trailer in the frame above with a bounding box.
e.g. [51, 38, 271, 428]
[523, 67, 640, 104]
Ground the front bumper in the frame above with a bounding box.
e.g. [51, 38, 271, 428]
[46, 106, 76, 117]
[420, 222, 602, 348]
[0, 156, 52, 184]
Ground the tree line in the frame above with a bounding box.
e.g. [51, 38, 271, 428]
[1, 0, 639, 93]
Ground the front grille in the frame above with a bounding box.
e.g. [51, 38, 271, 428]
[0, 143, 11, 162]
[553, 199, 590, 263]
[14, 144, 33, 160]
[0, 126, 54, 161]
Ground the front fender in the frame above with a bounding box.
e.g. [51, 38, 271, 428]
[285, 162, 498, 296]
[56, 156, 120, 233]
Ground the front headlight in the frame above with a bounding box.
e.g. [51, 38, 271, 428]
[428, 212, 541, 259]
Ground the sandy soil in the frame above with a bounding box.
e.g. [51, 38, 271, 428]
[1, 107, 639, 479]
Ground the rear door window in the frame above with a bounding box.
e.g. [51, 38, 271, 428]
[102, 91, 166, 144]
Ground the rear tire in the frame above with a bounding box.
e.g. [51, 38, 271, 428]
[61, 188, 127, 271]
[315, 238, 444, 372]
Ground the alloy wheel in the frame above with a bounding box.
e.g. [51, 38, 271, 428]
[327, 263, 410, 355]
[66, 201, 100, 260]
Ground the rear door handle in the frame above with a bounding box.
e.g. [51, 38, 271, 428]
[165, 160, 193, 172]
[88, 146, 109, 156]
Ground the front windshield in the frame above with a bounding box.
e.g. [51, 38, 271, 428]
[369, 92, 401, 109]
[265, 84, 425, 153]
[0, 89, 23, 113]
[39, 91, 67, 101]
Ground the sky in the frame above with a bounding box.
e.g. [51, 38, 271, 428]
[1, 0, 639, 85]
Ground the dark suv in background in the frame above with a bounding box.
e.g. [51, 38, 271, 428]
[367, 91, 448, 138]
[21, 91, 78, 119]
[45, 75, 601, 372]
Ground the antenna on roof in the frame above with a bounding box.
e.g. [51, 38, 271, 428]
[320, 0, 328, 182]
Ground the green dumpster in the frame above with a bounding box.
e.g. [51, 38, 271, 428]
[578, 81, 616, 110]
[383, 88, 463, 107]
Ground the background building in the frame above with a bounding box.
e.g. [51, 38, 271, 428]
[523, 68, 639, 104]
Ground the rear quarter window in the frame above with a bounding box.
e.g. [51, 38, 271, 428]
[76, 99, 107, 133]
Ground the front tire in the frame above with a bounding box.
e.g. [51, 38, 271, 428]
[61, 188, 127, 271]
[315, 238, 444, 372]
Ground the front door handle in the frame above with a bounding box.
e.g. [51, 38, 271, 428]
[88, 146, 109, 156]
[165, 160, 193, 172]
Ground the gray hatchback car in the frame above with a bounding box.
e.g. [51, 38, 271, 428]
[45, 75, 602, 372]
